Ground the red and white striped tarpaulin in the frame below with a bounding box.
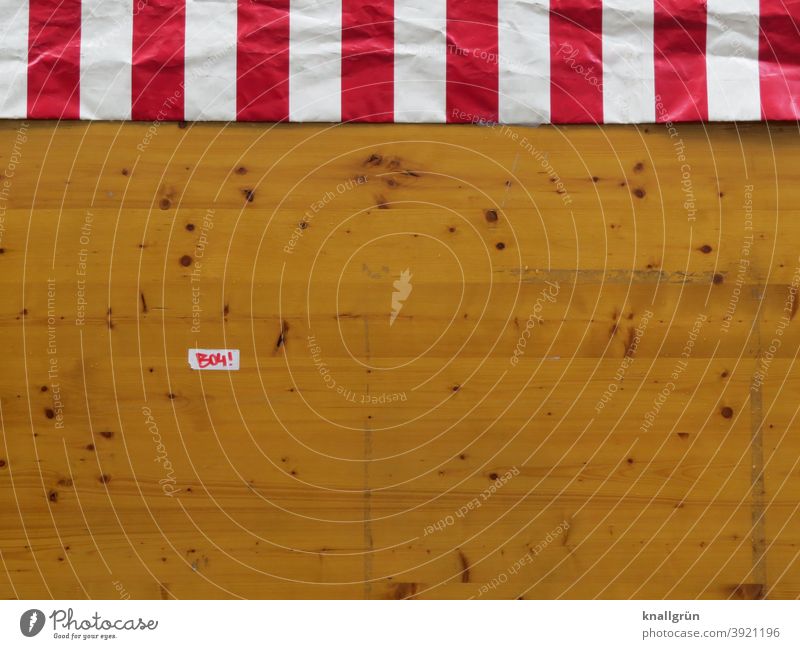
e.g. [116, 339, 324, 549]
[5, 0, 800, 123]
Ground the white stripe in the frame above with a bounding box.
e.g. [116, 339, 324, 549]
[602, 0, 655, 123]
[0, 0, 28, 118]
[185, 0, 237, 121]
[80, 0, 132, 120]
[706, 0, 760, 121]
[394, 0, 447, 123]
[499, 0, 550, 124]
[289, 0, 341, 122]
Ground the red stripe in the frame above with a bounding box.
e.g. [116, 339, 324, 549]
[132, 1, 186, 121]
[237, 0, 290, 121]
[27, 0, 81, 119]
[446, 0, 498, 124]
[759, 0, 800, 120]
[653, 0, 707, 122]
[341, 1, 394, 122]
[550, 0, 603, 123]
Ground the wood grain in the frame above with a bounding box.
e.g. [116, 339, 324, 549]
[0, 119, 797, 599]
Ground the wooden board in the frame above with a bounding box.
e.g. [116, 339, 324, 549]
[0, 119, 797, 599]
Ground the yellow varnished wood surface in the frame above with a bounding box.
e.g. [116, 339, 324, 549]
[0, 120, 798, 599]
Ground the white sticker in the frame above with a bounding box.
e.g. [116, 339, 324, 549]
[188, 349, 240, 371]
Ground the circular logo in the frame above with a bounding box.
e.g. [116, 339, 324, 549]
[19, 609, 45, 637]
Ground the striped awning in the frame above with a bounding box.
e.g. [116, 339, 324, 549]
[4, 0, 798, 123]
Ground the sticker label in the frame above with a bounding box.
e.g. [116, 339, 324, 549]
[188, 349, 240, 371]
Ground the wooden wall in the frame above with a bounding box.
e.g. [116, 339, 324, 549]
[0, 120, 797, 599]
